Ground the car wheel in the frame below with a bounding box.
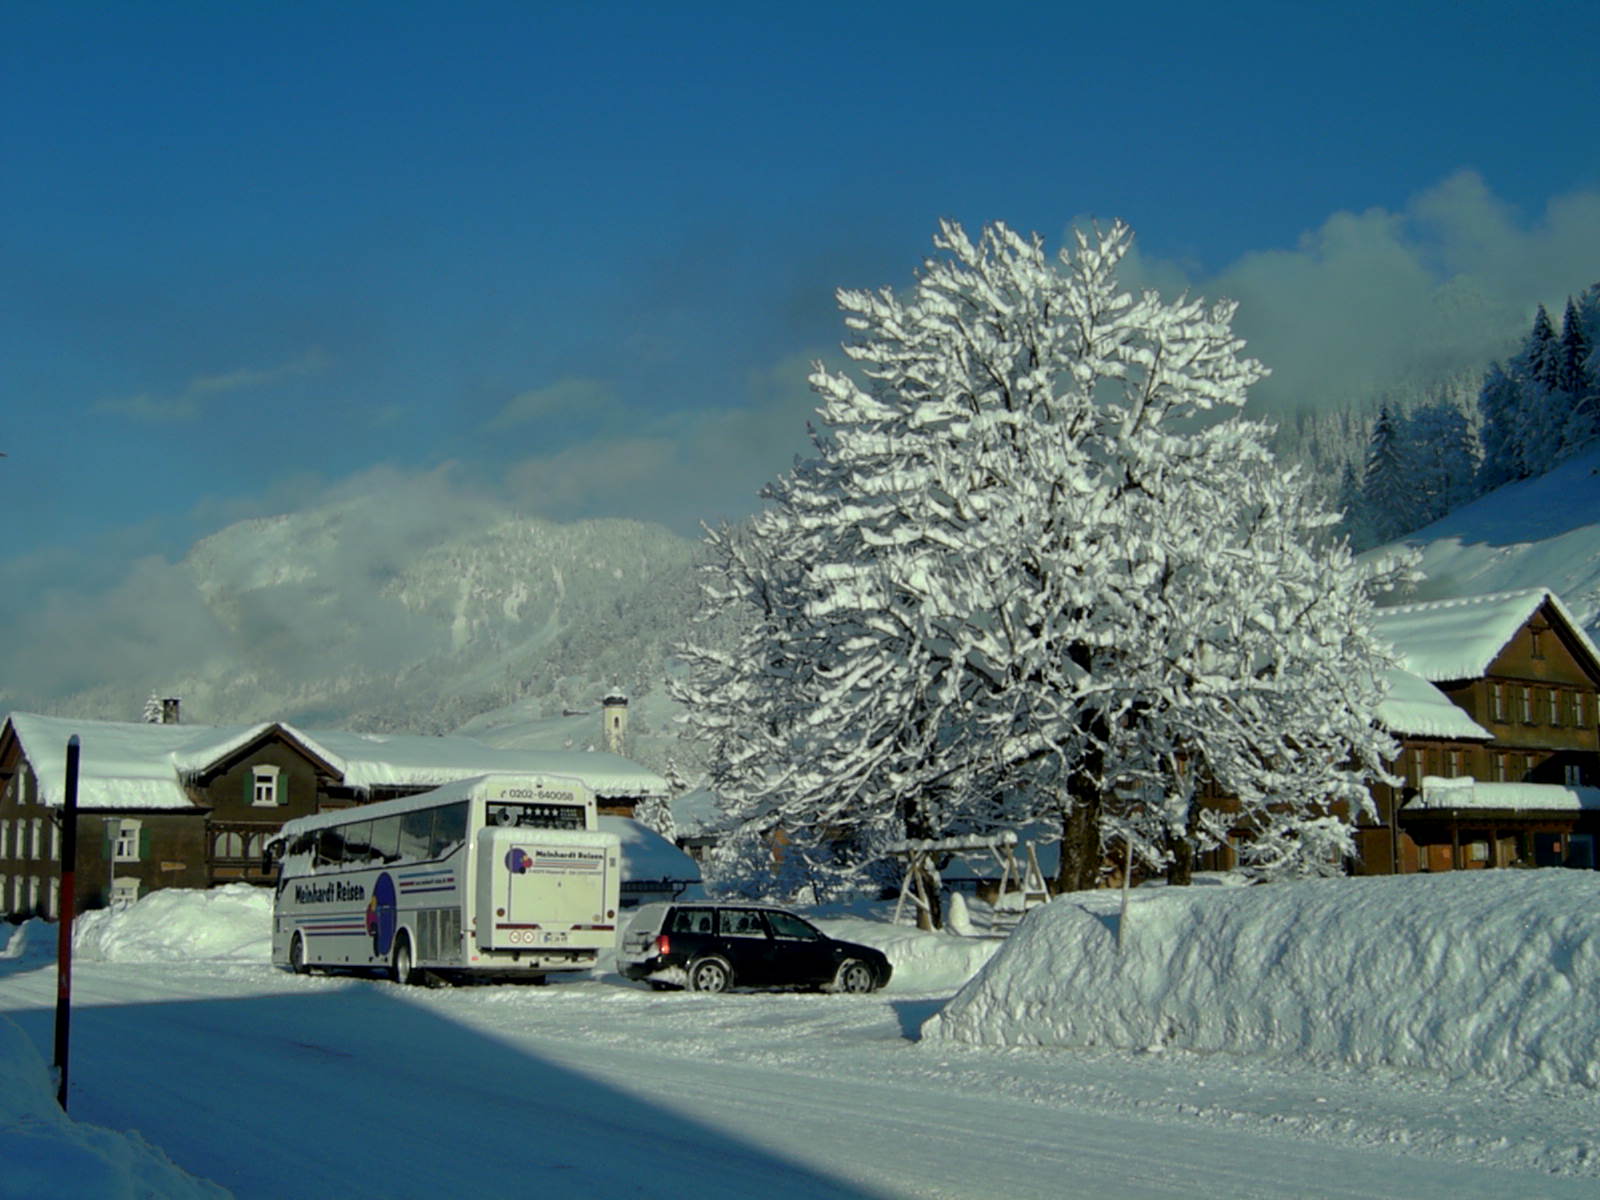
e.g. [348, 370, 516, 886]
[687, 956, 733, 993]
[289, 933, 309, 975]
[834, 959, 877, 994]
[391, 935, 415, 986]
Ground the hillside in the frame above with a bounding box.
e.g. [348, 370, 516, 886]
[28, 493, 707, 747]
[1375, 442, 1600, 630]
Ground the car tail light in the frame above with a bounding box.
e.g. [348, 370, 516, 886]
[655, 934, 670, 956]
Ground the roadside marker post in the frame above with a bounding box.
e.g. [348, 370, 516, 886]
[53, 734, 79, 1112]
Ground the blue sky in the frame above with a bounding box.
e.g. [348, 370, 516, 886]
[5, 0, 1599, 585]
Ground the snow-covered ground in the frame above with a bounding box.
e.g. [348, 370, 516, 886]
[3, 876, 1599, 1198]
[1383, 442, 1600, 628]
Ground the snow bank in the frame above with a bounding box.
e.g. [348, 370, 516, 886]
[72, 885, 273, 964]
[924, 871, 1600, 1089]
[814, 916, 1003, 992]
[0, 1014, 231, 1200]
[2, 919, 58, 971]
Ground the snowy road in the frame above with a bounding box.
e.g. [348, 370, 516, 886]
[2, 959, 1597, 1199]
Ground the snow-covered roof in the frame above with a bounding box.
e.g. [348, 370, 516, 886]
[3, 712, 247, 811]
[286, 726, 668, 797]
[1376, 667, 1491, 741]
[1404, 775, 1600, 813]
[1373, 587, 1600, 683]
[600, 816, 702, 883]
[3, 710, 669, 811]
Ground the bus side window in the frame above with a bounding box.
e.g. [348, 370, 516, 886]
[343, 820, 374, 865]
[430, 802, 469, 858]
[398, 809, 433, 861]
[315, 828, 345, 869]
[369, 815, 402, 864]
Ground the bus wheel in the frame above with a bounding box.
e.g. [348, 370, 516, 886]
[289, 933, 309, 976]
[391, 936, 415, 986]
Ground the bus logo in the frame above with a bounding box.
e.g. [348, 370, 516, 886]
[365, 872, 399, 956]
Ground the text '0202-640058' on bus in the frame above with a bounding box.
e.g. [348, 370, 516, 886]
[265, 773, 623, 985]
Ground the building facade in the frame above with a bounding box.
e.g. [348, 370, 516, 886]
[1356, 589, 1600, 874]
[0, 712, 672, 919]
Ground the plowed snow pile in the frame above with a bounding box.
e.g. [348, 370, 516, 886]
[924, 871, 1600, 1089]
[71, 883, 273, 963]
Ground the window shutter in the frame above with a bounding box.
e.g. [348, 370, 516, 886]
[245, 771, 255, 804]
[278, 772, 290, 807]
[139, 827, 151, 859]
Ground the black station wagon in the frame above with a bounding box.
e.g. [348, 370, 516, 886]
[619, 902, 893, 994]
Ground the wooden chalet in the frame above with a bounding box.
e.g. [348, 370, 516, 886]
[0, 710, 673, 919]
[1357, 588, 1600, 874]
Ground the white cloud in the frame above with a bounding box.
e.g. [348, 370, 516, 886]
[1116, 172, 1600, 414]
[93, 348, 330, 422]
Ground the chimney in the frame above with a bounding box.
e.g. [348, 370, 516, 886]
[601, 692, 628, 756]
[160, 697, 182, 725]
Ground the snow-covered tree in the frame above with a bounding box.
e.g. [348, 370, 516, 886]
[142, 692, 164, 723]
[1360, 406, 1411, 544]
[1477, 361, 1526, 489]
[1405, 400, 1479, 528]
[676, 220, 1399, 898]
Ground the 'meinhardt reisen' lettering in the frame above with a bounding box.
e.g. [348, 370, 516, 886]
[294, 880, 367, 904]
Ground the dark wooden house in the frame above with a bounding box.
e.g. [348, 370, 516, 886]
[1357, 588, 1600, 874]
[0, 712, 671, 919]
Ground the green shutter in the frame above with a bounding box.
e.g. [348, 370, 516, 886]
[245, 770, 255, 805]
[139, 827, 151, 859]
[278, 772, 290, 807]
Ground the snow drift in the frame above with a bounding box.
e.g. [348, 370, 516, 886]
[71, 884, 273, 964]
[924, 871, 1600, 1089]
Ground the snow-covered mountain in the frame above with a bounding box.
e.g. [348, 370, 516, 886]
[1376, 442, 1600, 631]
[37, 492, 706, 752]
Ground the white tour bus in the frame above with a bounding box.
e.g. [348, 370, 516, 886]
[267, 773, 622, 984]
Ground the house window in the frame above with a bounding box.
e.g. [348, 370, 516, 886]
[113, 819, 142, 863]
[1550, 690, 1564, 726]
[1448, 749, 1466, 777]
[1493, 753, 1509, 782]
[1490, 683, 1506, 722]
[1565, 763, 1583, 786]
[1522, 687, 1535, 724]
[1531, 629, 1544, 660]
[251, 765, 283, 807]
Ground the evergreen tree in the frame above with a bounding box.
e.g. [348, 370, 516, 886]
[1559, 297, 1591, 397]
[1361, 406, 1412, 543]
[1405, 400, 1479, 528]
[677, 220, 1399, 898]
[1335, 460, 1369, 550]
[1477, 362, 1526, 489]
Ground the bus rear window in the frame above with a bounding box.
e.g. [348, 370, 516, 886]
[484, 801, 587, 830]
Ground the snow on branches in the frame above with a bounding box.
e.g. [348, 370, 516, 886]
[676, 220, 1399, 897]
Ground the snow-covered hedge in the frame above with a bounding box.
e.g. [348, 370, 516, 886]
[923, 871, 1600, 1089]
